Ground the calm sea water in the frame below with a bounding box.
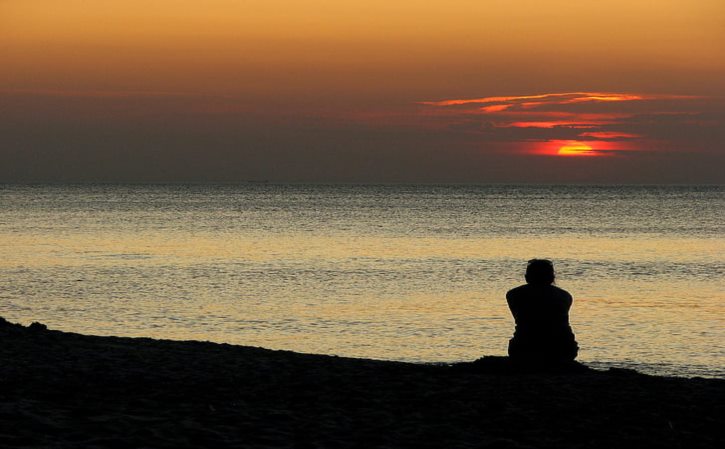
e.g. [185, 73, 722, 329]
[1, 184, 723, 378]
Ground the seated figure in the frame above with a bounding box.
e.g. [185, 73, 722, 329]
[506, 259, 579, 363]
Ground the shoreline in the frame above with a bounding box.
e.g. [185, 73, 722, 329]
[2, 317, 723, 448]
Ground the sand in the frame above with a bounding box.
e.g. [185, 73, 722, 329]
[1, 317, 722, 448]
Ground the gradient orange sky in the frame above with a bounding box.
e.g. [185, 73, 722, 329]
[2, 0, 724, 182]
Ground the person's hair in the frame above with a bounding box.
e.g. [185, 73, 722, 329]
[525, 259, 555, 285]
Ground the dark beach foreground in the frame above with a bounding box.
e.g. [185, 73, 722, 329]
[1, 318, 722, 449]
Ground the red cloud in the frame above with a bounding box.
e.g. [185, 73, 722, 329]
[419, 92, 704, 156]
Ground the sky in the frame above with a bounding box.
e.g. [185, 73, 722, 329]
[1, 0, 724, 183]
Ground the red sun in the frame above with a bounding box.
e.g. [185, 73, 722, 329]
[557, 142, 596, 156]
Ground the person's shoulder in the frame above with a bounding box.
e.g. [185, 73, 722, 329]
[550, 285, 573, 301]
[506, 284, 529, 300]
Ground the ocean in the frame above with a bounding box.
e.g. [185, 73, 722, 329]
[1, 184, 722, 378]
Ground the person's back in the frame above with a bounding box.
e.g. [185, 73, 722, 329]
[506, 260, 578, 363]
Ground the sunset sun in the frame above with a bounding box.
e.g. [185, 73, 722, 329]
[557, 142, 596, 156]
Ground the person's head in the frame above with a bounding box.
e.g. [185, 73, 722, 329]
[525, 259, 555, 285]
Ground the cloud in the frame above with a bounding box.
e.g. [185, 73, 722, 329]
[578, 131, 641, 139]
[419, 91, 718, 156]
[420, 92, 696, 109]
[1, 88, 722, 183]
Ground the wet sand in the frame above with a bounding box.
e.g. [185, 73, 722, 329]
[1, 317, 722, 448]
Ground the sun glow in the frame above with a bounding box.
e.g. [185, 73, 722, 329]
[557, 142, 596, 156]
[420, 92, 671, 157]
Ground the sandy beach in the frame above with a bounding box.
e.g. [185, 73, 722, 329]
[1, 317, 722, 448]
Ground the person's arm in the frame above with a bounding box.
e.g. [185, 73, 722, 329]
[562, 290, 573, 311]
[506, 289, 519, 318]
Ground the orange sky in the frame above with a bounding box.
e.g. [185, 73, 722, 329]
[1, 0, 724, 182]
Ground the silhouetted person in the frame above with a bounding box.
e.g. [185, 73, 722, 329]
[507, 259, 578, 363]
